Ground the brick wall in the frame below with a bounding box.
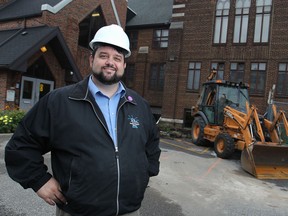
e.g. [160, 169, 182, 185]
[0, 72, 8, 109]
[126, 28, 166, 107]
[0, 0, 128, 109]
[39, 0, 128, 77]
[161, 0, 288, 124]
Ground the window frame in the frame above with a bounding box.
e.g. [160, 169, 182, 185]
[211, 62, 225, 80]
[233, 0, 251, 44]
[213, 0, 231, 44]
[123, 63, 135, 88]
[152, 29, 169, 49]
[249, 62, 267, 96]
[187, 62, 201, 92]
[276, 63, 288, 97]
[230, 62, 245, 83]
[126, 30, 138, 50]
[253, 0, 272, 44]
[149, 63, 166, 91]
[78, 7, 106, 49]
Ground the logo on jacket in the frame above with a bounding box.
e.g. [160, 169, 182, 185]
[128, 115, 140, 129]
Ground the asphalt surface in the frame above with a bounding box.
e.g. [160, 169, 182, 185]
[1, 134, 288, 216]
[154, 138, 288, 216]
[0, 134, 183, 216]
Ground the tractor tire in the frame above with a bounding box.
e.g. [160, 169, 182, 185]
[191, 116, 207, 146]
[214, 133, 235, 159]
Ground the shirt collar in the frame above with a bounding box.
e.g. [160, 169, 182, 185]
[88, 75, 126, 98]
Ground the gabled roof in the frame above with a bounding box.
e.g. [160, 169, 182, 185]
[0, 25, 81, 81]
[126, 0, 173, 28]
[0, 0, 62, 21]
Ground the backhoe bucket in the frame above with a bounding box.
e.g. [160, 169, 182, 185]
[241, 143, 288, 179]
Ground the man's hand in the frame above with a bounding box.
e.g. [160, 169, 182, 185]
[36, 177, 67, 206]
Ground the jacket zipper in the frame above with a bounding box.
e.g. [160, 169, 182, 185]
[69, 96, 124, 215]
[114, 100, 128, 215]
[114, 99, 125, 216]
[115, 146, 120, 216]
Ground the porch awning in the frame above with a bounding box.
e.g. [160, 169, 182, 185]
[0, 25, 82, 82]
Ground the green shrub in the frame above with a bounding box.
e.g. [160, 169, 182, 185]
[0, 110, 26, 133]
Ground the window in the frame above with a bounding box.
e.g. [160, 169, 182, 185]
[211, 62, 225, 79]
[276, 63, 288, 97]
[214, 0, 230, 44]
[78, 7, 106, 48]
[233, 0, 251, 43]
[149, 63, 165, 91]
[126, 31, 138, 50]
[230, 62, 245, 83]
[254, 0, 272, 43]
[152, 29, 169, 48]
[123, 64, 135, 88]
[187, 62, 201, 91]
[250, 63, 266, 95]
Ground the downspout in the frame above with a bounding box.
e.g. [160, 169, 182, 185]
[41, 0, 72, 14]
[111, 0, 121, 26]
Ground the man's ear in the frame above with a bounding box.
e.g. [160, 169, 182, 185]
[89, 55, 94, 67]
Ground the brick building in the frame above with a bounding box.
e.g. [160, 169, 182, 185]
[126, 0, 288, 127]
[1, 0, 288, 129]
[125, 0, 174, 121]
[0, 0, 127, 110]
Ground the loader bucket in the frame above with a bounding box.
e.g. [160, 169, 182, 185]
[241, 143, 288, 179]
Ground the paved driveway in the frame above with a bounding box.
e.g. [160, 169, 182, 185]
[1, 134, 288, 216]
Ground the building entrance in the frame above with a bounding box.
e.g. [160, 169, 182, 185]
[19, 76, 54, 111]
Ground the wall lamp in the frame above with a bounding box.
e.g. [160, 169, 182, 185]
[40, 46, 47, 53]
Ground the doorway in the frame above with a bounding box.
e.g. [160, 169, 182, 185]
[19, 76, 54, 111]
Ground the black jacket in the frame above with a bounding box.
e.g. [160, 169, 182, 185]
[5, 76, 161, 216]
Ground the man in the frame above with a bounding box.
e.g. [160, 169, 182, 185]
[5, 24, 161, 216]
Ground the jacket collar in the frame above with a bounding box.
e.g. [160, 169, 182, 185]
[68, 75, 137, 106]
[66, 75, 89, 99]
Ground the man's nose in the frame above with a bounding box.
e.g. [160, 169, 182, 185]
[105, 58, 115, 67]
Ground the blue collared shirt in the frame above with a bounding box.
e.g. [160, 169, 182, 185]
[88, 76, 126, 147]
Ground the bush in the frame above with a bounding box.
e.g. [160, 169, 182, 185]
[0, 110, 26, 133]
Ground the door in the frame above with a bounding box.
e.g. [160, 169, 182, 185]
[20, 76, 54, 111]
[202, 85, 216, 124]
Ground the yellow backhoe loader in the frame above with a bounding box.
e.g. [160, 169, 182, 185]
[191, 73, 288, 179]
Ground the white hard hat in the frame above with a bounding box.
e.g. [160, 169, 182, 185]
[89, 24, 131, 58]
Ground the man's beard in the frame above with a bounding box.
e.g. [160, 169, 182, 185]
[92, 70, 123, 85]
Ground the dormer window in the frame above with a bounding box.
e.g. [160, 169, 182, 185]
[78, 7, 106, 49]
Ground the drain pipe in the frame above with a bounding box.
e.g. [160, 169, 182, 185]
[111, 0, 121, 26]
[41, 0, 72, 14]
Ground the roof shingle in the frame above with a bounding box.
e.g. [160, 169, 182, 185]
[0, 0, 61, 21]
[126, 0, 173, 27]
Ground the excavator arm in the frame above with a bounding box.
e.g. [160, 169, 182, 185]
[269, 104, 288, 136]
[223, 103, 288, 179]
[240, 103, 288, 179]
[263, 104, 288, 143]
[223, 102, 265, 145]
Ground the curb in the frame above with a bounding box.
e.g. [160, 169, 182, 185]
[0, 133, 13, 143]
